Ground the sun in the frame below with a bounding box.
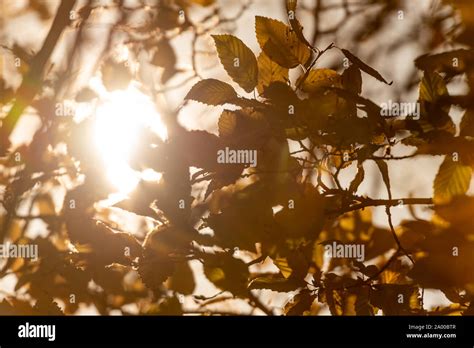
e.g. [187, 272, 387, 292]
[93, 85, 167, 194]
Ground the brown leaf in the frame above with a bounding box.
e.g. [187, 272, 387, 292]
[341, 49, 392, 85]
[257, 52, 289, 95]
[255, 16, 311, 69]
[212, 34, 258, 93]
[185, 79, 238, 106]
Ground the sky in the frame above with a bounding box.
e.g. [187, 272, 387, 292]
[0, 0, 469, 313]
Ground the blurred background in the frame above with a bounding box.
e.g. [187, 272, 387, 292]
[0, 0, 472, 315]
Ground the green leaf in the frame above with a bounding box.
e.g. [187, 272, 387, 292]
[257, 52, 289, 95]
[185, 79, 238, 105]
[255, 16, 311, 69]
[212, 34, 258, 93]
[341, 49, 392, 85]
[433, 157, 472, 203]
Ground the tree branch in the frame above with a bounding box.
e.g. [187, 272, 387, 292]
[0, 0, 76, 155]
[326, 197, 433, 215]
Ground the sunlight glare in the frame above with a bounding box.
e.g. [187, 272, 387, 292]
[94, 85, 167, 194]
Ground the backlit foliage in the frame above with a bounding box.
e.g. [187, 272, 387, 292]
[0, 0, 473, 316]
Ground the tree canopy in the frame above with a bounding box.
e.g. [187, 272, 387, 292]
[0, 0, 473, 316]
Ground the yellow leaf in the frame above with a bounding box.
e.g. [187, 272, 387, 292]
[341, 49, 391, 85]
[286, 0, 297, 12]
[202, 254, 249, 295]
[419, 71, 449, 113]
[255, 16, 311, 69]
[297, 68, 342, 93]
[415, 49, 473, 74]
[419, 72, 447, 102]
[434, 157, 472, 203]
[257, 52, 289, 94]
[35, 193, 56, 215]
[168, 261, 196, 294]
[185, 78, 238, 105]
[7, 219, 23, 242]
[212, 34, 258, 93]
[205, 267, 225, 283]
[274, 257, 293, 278]
[218, 110, 237, 137]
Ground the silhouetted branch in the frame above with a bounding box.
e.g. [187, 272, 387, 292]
[0, 0, 76, 155]
[326, 197, 433, 215]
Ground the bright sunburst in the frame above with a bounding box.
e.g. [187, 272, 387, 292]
[93, 85, 167, 194]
